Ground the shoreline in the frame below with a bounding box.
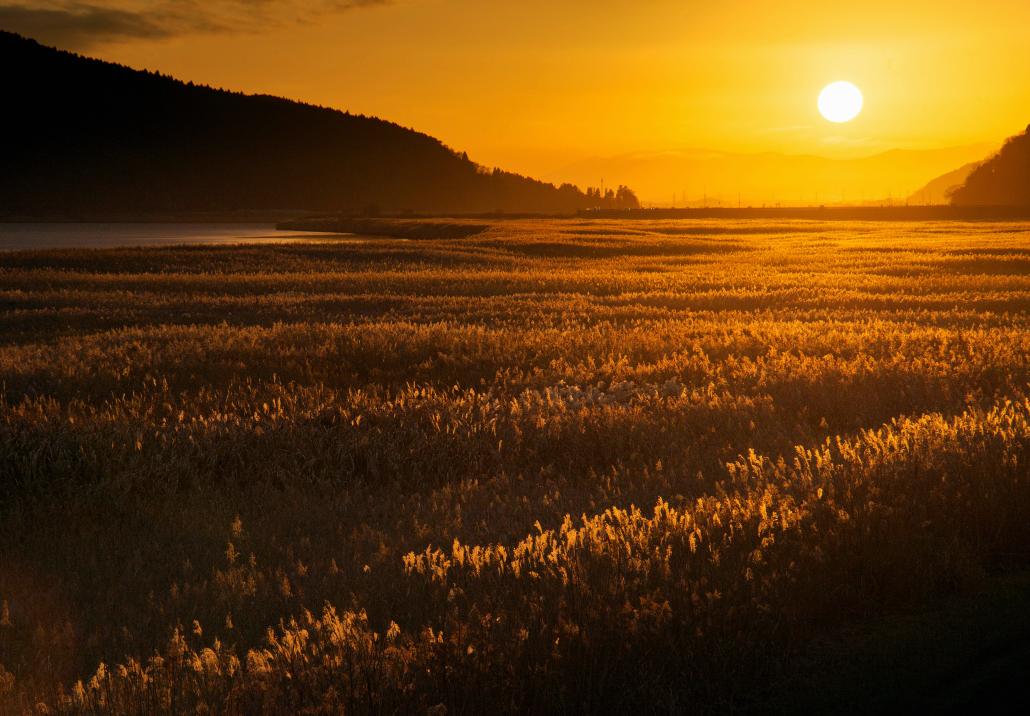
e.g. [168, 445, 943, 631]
[5, 205, 1030, 226]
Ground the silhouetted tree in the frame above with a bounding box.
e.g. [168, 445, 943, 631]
[615, 185, 640, 209]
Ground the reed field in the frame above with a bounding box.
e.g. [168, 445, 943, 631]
[1, 218, 1029, 713]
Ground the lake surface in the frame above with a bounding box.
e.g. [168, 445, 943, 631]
[0, 223, 347, 251]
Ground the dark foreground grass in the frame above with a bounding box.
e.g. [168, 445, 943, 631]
[770, 571, 1030, 714]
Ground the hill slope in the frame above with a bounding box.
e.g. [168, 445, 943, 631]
[950, 125, 1030, 206]
[0, 32, 637, 217]
[906, 162, 980, 205]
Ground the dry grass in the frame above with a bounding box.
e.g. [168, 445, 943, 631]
[0, 218, 1028, 713]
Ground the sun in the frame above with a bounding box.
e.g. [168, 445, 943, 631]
[818, 81, 863, 123]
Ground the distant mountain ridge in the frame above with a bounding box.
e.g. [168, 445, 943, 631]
[549, 144, 997, 206]
[950, 125, 1030, 206]
[0, 31, 638, 217]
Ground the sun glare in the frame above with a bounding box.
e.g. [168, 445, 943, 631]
[818, 81, 863, 123]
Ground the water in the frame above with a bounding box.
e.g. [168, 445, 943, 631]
[0, 223, 347, 251]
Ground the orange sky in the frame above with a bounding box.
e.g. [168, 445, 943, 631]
[5, 0, 1030, 189]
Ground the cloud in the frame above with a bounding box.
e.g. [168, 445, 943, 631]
[0, 0, 392, 49]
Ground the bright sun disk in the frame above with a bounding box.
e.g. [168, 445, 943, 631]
[818, 81, 863, 123]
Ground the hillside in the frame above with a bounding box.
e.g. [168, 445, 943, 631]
[950, 125, 1030, 206]
[907, 162, 980, 205]
[0, 32, 637, 217]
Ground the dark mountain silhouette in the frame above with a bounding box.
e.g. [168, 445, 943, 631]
[0, 31, 638, 217]
[950, 125, 1030, 206]
[906, 161, 981, 205]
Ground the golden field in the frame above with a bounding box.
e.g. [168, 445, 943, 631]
[0, 219, 1029, 713]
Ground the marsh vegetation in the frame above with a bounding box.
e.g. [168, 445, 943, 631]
[0, 219, 1028, 713]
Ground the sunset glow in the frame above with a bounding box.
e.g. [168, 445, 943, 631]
[3, 0, 1029, 185]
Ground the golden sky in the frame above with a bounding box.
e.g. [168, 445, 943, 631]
[5, 0, 1030, 186]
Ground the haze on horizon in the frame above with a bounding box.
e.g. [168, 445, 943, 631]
[4, 0, 1029, 203]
